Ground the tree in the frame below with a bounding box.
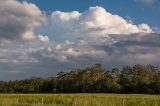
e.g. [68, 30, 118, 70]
[0, 64, 159, 94]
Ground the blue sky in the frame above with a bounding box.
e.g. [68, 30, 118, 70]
[26, 0, 160, 28]
[0, 0, 159, 80]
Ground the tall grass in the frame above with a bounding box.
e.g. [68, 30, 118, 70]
[0, 94, 159, 106]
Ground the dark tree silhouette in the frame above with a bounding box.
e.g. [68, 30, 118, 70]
[0, 64, 159, 94]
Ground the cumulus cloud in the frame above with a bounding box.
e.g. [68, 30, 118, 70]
[38, 35, 49, 42]
[49, 6, 152, 38]
[0, 0, 46, 42]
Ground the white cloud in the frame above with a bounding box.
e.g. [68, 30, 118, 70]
[49, 6, 152, 38]
[138, 24, 152, 33]
[38, 35, 49, 42]
[0, 0, 46, 41]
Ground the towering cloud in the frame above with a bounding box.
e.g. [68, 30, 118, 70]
[50, 6, 152, 38]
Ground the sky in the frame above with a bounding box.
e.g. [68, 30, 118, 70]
[0, 0, 160, 80]
[24, 0, 160, 29]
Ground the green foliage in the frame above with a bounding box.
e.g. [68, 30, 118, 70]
[0, 64, 160, 94]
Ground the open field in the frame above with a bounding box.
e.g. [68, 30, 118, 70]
[0, 94, 160, 106]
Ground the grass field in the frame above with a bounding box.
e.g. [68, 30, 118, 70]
[0, 94, 160, 106]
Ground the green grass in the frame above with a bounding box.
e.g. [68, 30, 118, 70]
[0, 94, 160, 106]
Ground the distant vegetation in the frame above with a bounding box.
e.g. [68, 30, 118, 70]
[0, 64, 160, 94]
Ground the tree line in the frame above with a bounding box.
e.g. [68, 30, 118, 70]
[0, 64, 160, 94]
